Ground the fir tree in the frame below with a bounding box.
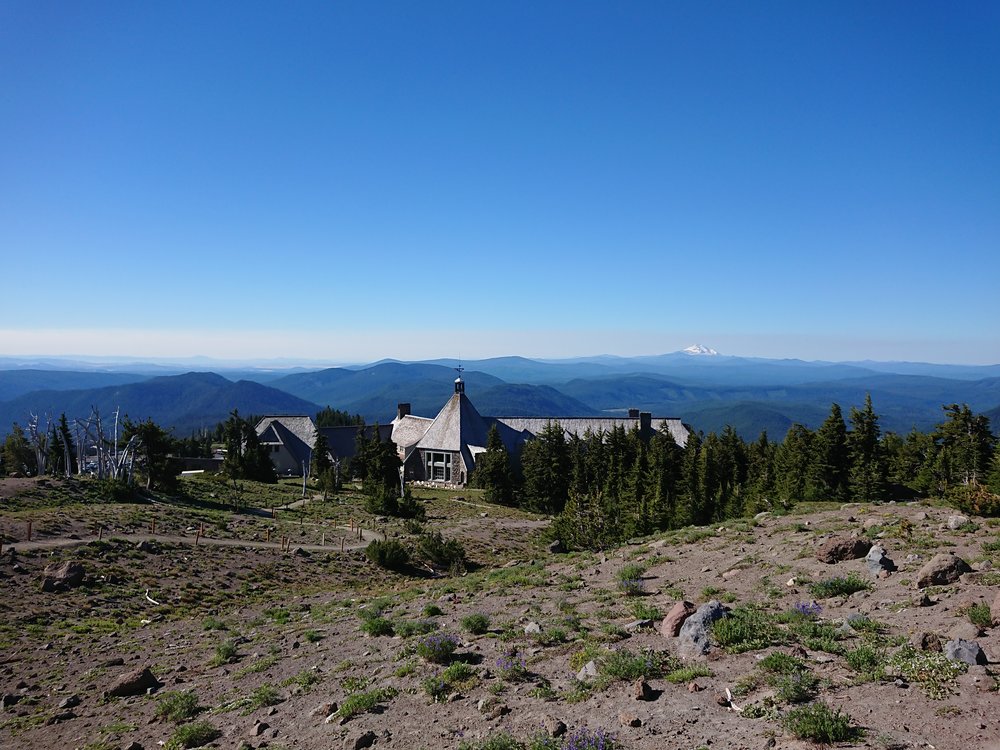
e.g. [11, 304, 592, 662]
[473, 424, 514, 505]
[848, 395, 888, 503]
[808, 403, 849, 502]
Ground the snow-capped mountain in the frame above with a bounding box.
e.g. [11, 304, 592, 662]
[682, 344, 719, 356]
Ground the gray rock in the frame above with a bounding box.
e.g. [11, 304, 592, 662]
[946, 515, 969, 530]
[916, 553, 972, 588]
[524, 621, 542, 635]
[865, 545, 896, 578]
[542, 716, 567, 737]
[576, 660, 599, 681]
[624, 619, 653, 632]
[816, 537, 871, 564]
[677, 600, 726, 659]
[944, 638, 987, 666]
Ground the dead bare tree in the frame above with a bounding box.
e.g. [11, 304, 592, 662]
[26, 413, 50, 476]
[76, 407, 138, 483]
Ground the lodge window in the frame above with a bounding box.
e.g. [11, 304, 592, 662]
[425, 452, 452, 482]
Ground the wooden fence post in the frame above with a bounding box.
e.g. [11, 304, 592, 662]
[27, 520, 32, 542]
[98, 525, 103, 540]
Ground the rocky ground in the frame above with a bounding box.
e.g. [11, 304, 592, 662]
[1, 477, 999, 750]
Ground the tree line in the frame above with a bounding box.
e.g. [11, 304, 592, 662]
[472, 397, 1000, 550]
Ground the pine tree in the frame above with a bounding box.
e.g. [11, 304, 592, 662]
[774, 424, 812, 506]
[311, 429, 332, 477]
[2, 423, 37, 476]
[848, 395, 888, 503]
[744, 430, 775, 514]
[808, 403, 849, 502]
[521, 421, 570, 514]
[473, 424, 514, 505]
[934, 404, 995, 488]
[645, 429, 683, 530]
[123, 417, 178, 490]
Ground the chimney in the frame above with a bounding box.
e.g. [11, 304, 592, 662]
[628, 408, 640, 418]
[397, 403, 410, 420]
[640, 412, 652, 435]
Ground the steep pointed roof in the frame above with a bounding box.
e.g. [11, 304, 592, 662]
[415, 391, 490, 453]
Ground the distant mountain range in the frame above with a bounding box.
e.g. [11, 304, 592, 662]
[1, 350, 998, 439]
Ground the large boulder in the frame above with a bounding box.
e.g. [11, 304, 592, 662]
[660, 600, 697, 638]
[41, 561, 86, 592]
[916, 553, 972, 588]
[944, 638, 987, 666]
[677, 600, 726, 659]
[105, 667, 161, 698]
[816, 537, 871, 564]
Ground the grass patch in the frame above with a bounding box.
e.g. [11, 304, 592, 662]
[712, 606, 784, 653]
[664, 664, 712, 683]
[164, 720, 221, 750]
[966, 602, 992, 629]
[887, 646, 967, 699]
[335, 687, 398, 721]
[782, 701, 861, 743]
[809, 573, 871, 599]
[461, 613, 491, 635]
[155, 691, 201, 723]
[207, 640, 238, 667]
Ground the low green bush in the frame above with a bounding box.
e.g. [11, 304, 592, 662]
[461, 613, 491, 635]
[155, 691, 201, 723]
[809, 573, 871, 599]
[164, 720, 221, 750]
[712, 606, 784, 653]
[782, 701, 861, 743]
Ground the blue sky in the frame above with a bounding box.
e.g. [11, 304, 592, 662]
[2, 1, 998, 365]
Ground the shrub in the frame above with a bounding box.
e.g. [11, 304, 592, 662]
[415, 632, 460, 664]
[422, 603, 443, 617]
[664, 664, 712, 683]
[303, 629, 323, 642]
[561, 727, 618, 749]
[360, 616, 394, 637]
[365, 539, 410, 571]
[887, 646, 967, 699]
[782, 702, 861, 743]
[712, 606, 784, 653]
[336, 687, 398, 721]
[773, 670, 819, 704]
[246, 684, 281, 711]
[601, 648, 664, 681]
[208, 640, 238, 667]
[202, 616, 227, 631]
[809, 573, 871, 599]
[418, 531, 466, 568]
[164, 720, 221, 750]
[616, 563, 646, 597]
[423, 662, 477, 702]
[630, 600, 662, 620]
[845, 642, 885, 681]
[155, 691, 200, 723]
[967, 602, 992, 629]
[461, 613, 491, 635]
[495, 648, 529, 681]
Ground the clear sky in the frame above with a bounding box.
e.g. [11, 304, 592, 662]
[2, 1, 998, 365]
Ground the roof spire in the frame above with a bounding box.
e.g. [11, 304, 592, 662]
[454, 362, 465, 394]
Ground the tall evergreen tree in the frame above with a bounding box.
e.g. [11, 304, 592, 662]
[848, 395, 888, 503]
[473, 424, 514, 505]
[123, 417, 178, 490]
[808, 403, 849, 502]
[645, 429, 683, 530]
[744, 430, 776, 514]
[2, 423, 36, 476]
[311, 429, 333, 477]
[934, 404, 995, 488]
[774, 424, 813, 505]
[520, 421, 570, 514]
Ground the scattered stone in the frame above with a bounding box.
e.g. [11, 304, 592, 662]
[343, 729, 377, 750]
[311, 701, 337, 718]
[916, 553, 972, 588]
[946, 515, 969, 530]
[918, 593, 935, 607]
[660, 600, 697, 638]
[944, 638, 987, 666]
[99, 658, 126, 668]
[576, 660, 599, 681]
[292, 547, 311, 558]
[865, 545, 896, 578]
[715, 693, 730, 707]
[619, 712, 642, 727]
[58, 695, 80, 709]
[721, 568, 740, 580]
[542, 716, 567, 737]
[687, 682, 703, 693]
[252, 721, 270, 737]
[123, 742, 145, 750]
[1, 693, 22, 708]
[524, 621, 542, 635]
[624, 619, 653, 632]
[477, 696, 508, 720]
[677, 600, 726, 659]
[135, 540, 155, 553]
[547, 539, 565, 554]
[106, 667, 160, 698]
[41, 561, 86, 592]
[45, 710, 76, 724]
[913, 632, 942, 652]
[633, 679, 655, 701]
[816, 537, 871, 564]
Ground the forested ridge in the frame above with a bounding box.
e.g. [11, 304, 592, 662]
[475, 398, 1000, 550]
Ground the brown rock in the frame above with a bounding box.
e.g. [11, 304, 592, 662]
[343, 729, 376, 750]
[687, 681, 703, 692]
[41, 561, 86, 592]
[916, 553, 972, 588]
[105, 667, 160, 698]
[660, 600, 697, 638]
[542, 716, 567, 737]
[619, 712, 642, 727]
[913, 632, 942, 652]
[633, 679, 655, 701]
[816, 537, 871, 564]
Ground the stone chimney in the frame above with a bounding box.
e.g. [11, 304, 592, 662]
[640, 412, 652, 435]
[628, 408, 640, 418]
[397, 403, 411, 420]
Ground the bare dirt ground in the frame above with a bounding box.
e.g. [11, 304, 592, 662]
[1, 476, 998, 750]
